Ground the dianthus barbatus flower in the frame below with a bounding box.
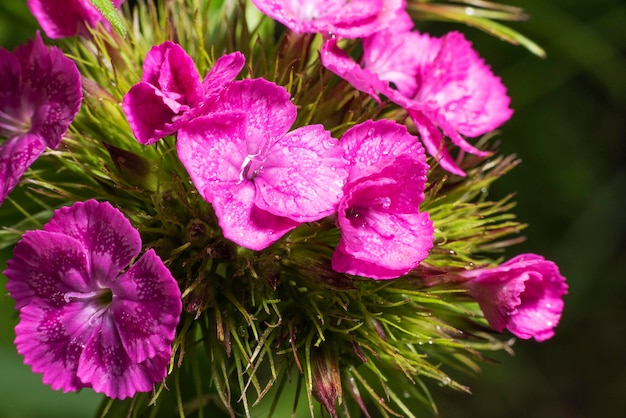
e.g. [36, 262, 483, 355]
[0, 32, 82, 205]
[332, 120, 433, 279]
[177, 78, 348, 250]
[322, 26, 513, 176]
[27, 0, 125, 39]
[123, 42, 244, 145]
[459, 254, 568, 342]
[250, 0, 405, 38]
[4, 200, 182, 399]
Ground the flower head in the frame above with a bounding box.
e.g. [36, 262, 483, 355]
[250, 0, 405, 38]
[332, 120, 433, 279]
[27, 0, 125, 39]
[123, 43, 244, 145]
[177, 78, 348, 250]
[460, 254, 568, 342]
[322, 27, 513, 176]
[4, 200, 182, 398]
[0, 32, 82, 205]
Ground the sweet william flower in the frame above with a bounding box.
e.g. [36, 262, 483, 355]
[332, 120, 434, 279]
[0, 32, 82, 205]
[250, 0, 405, 38]
[123, 43, 244, 145]
[27, 0, 125, 39]
[460, 254, 568, 342]
[177, 78, 348, 250]
[4, 200, 182, 399]
[322, 26, 512, 176]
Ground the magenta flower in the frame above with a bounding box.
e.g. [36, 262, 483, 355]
[460, 254, 568, 342]
[27, 0, 125, 39]
[332, 120, 433, 279]
[249, 0, 405, 38]
[177, 78, 348, 250]
[123, 43, 244, 145]
[4, 200, 182, 399]
[0, 32, 82, 205]
[321, 27, 513, 176]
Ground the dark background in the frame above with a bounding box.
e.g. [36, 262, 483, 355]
[1, 0, 625, 417]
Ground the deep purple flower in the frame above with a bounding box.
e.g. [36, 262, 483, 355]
[123, 43, 244, 145]
[27, 0, 125, 39]
[177, 78, 348, 250]
[321, 26, 513, 176]
[0, 32, 82, 205]
[460, 254, 568, 342]
[249, 0, 405, 38]
[4, 200, 182, 399]
[332, 120, 433, 279]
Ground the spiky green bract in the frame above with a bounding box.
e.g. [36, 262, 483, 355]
[0, 1, 529, 417]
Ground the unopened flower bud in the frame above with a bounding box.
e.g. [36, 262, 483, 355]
[311, 346, 342, 418]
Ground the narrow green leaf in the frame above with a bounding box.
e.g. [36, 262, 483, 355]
[409, 3, 546, 57]
[88, 0, 126, 36]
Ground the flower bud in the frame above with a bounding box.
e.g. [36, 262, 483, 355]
[311, 346, 342, 418]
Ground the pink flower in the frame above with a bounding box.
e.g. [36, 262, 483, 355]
[27, 0, 125, 39]
[321, 27, 513, 176]
[4, 200, 182, 399]
[0, 32, 82, 205]
[123, 43, 244, 145]
[177, 78, 348, 250]
[332, 120, 433, 279]
[249, 0, 405, 38]
[460, 254, 568, 342]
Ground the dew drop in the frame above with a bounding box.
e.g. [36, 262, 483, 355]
[381, 197, 391, 209]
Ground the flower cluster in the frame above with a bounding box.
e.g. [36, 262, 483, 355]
[1, 0, 568, 415]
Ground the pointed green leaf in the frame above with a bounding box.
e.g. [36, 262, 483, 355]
[409, 2, 546, 57]
[88, 0, 126, 36]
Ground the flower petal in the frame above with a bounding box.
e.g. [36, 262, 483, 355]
[250, 0, 403, 38]
[77, 314, 170, 399]
[211, 78, 297, 143]
[122, 82, 181, 145]
[362, 28, 432, 97]
[15, 301, 96, 392]
[6, 32, 82, 148]
[111, 249, 181, 363]
[321, 38, 385, 103]
[202, 51, 245, 102]
[124, 41, 203, 144]
[0, 134, 46, 205]
[141, 41, 203, 105]
[340, 119, 427, 182]
[254, 124, 348, 221]
[333, 166, 433, 279]
[43, 200, 142, 285]
[416, 32, 512, 138]
[27, 0, 123, 39]
[5, 229, 92, 309]
[408, 109, 467, 177]
[212, 184, 300, 250]
[177, 112, 249, 202]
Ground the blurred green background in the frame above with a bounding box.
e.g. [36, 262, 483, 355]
[1, 0, 624, 417]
